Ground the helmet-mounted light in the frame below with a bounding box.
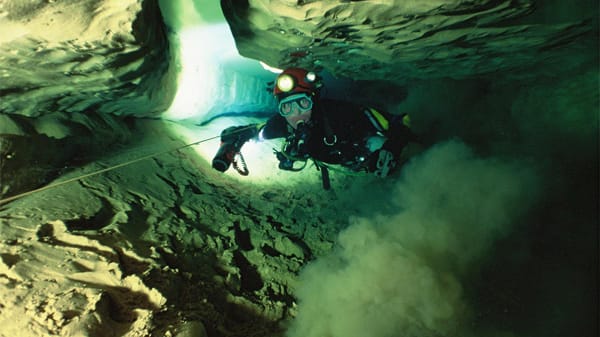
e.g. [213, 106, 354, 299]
[273, 68, 320, 97]
[276, 74, 295, 93]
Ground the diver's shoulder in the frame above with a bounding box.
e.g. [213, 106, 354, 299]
[319, 97, 362, 110]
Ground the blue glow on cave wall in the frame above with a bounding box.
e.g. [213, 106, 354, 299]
[155, 0, 324, 187]
[158, 0, 276, 124]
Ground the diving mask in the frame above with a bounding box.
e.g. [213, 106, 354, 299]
[278, 93, 313, 116]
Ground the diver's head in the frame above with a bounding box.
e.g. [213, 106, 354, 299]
[274, 68, 321, 128]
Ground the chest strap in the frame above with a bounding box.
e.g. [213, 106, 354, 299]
[321, 113, 337, 146]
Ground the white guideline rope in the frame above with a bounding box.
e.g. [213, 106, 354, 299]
[0, 134, 220, 206]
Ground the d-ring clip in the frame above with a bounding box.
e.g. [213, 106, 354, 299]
[323, 135, 337, 146]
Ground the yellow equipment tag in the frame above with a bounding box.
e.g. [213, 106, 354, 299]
[365, 108, 389, 132]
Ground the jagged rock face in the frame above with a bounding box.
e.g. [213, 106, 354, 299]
[0, 0, 596, 200]
[0, 0, 596, 118]
[0, 0, 173, 198]
[221, 0, 596, 82]
[0, 0, 173, 118]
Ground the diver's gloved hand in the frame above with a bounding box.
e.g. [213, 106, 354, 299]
[292, 122, 311, 157]
[212, 124, 259, 173]
[220, 124, 259, 147]
[373, 149, 396, 178]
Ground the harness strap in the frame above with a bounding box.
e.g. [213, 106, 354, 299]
[314, 160, 331, 190]
[320, 109, 337, 146]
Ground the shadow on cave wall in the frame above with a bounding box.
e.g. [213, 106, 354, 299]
[0, 112, 139, 201]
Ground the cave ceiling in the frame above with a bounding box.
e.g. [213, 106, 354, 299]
[222, 0, 595, 82]
[0, 0, 596, 119]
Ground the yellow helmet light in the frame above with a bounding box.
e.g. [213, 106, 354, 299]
[276, 74, 295, 93]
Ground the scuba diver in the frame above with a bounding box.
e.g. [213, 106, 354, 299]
[211, 67, 418, 189]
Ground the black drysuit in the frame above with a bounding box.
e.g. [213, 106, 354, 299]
[260, 98, 415, 172]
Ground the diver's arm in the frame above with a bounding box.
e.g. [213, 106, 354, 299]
[222, 114, 288, 143]
[219, 124, 262, 145]
[259, 114, 288, 140]
[211, 116, 287, 172]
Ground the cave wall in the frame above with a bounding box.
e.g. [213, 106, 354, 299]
[0, 0, 176, 199]
[0, 111, 138, 199]
[220, 0, 597, 83]
[0, 0, 175, 118]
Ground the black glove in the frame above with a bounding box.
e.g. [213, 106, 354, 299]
[220, 125, 259, 147]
